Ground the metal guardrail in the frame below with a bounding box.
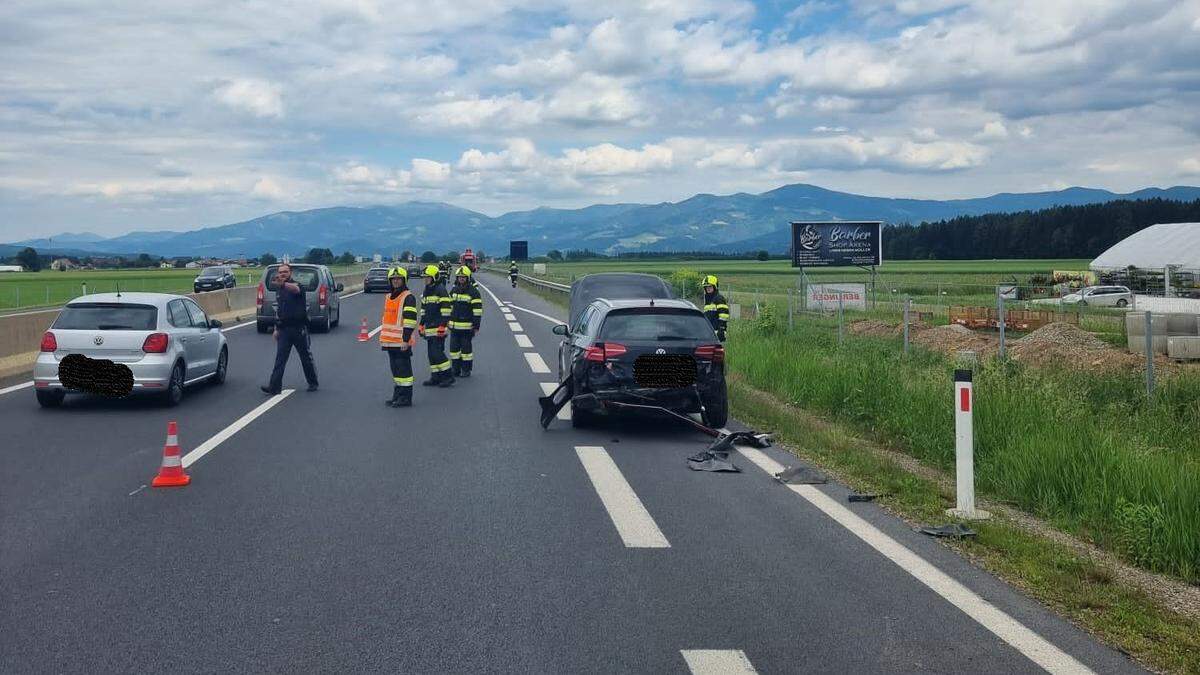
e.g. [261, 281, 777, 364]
[481, 267, 570, 293]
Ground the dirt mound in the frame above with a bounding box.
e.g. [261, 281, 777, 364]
[1009, 322, 1134, 371]
[911, 323, 998, 357]
[848, 320, 898, 337]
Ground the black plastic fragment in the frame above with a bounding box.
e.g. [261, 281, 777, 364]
[916, 523, 977, 539]
[848, 493, 889, 502]
[687, 451, 741, 472]
[774, 465, 827, 484]
[58, 353, 133, 397]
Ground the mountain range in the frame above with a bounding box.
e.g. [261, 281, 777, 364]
[8, 183, 1200, 258]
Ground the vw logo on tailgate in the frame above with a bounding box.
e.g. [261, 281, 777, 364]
[655, 348, 666, 354]
[93, 335, 104, 346]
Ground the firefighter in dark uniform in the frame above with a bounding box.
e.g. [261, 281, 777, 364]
[436, 260, 451, 287]
[448, 265, 483, 378]
[509, 261, 519, 288]
[701, 274, 730, 342]
[380, 266, 419, 407]
[418, 264, 454, 387]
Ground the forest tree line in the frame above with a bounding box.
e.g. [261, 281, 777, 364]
[883, 198, 1200, 260]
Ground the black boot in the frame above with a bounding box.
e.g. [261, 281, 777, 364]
[385, 385, 402, 407]
[450, 360, 461, 377]
[438, 369, 455, 387]
[393, 386, 412, 407]
[459, 360, 472, 378]
[421, 375, 438, 386]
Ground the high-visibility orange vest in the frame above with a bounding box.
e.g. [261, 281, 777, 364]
[380, 290, 416, 347]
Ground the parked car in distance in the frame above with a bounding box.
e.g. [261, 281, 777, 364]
[554, 297, 727, 428]
[363, 266, 391, 293]
[193, 265, 237, 293]
[1061, 285, 1133, 308]
[255, 263, 343, 333]
[34, 293, 228, 407]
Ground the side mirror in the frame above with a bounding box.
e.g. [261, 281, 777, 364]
[552, 324, 569, 336]
[336, 283, 345, 292]
[209, 319, 223, 329]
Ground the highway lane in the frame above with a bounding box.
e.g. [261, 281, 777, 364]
[0, 275, 1138, 673]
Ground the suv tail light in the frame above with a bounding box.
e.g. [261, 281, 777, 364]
[256, 283, 265, 307]
[318, 284, 329, 307]
[584, 342, 628, 362]
[40, 331, 58, 352]
[695, 344, 725, 363]
[142, 332, 169, 353]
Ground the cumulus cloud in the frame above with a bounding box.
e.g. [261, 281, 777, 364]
[212, 79, 284, 118]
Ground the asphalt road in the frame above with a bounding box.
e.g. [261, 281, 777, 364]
[0, 274, 1140, 674]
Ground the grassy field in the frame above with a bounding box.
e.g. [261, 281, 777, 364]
[0, 265, 369, 312]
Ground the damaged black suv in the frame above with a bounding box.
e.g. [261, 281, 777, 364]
[553, 297, 728, 429]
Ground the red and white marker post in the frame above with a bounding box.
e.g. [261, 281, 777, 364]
[947, 369, 990, 520]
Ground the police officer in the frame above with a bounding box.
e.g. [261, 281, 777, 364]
[418, 264, 454, 387]
[262, 263, 319, 394]
[701, 274, 730, 342]
[380, 266, 419, 407]
[509, 261, 519, 288]
[447, 265, 483, 378]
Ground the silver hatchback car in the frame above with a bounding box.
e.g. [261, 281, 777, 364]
[34, 293, 229, 407]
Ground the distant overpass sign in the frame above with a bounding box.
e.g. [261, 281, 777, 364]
[791, 221, 882, 267]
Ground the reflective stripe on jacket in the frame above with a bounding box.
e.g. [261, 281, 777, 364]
[419, 281, 451, 330]
[380, 290, 418, 347]
[703, 291, 730, 330]
[449, 283, 483, 330]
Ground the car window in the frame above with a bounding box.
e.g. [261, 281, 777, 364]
[599, 309, 715, 342]
[266, 266, 320, 291]
[183, 299, 209, 328]
[167, 300, 192, 328]
[201, 266, 224, 276]
[55, 303, 158, 331]
[576, 306, 596, 335]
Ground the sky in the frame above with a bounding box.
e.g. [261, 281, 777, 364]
[2, 0, 1199, 240]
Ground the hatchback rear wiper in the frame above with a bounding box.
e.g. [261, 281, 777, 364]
[95, 324, 134, 330]
[655, 335, 692, 341]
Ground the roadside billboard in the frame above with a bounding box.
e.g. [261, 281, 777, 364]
[807, 283, 867, 311]
[791, 221, 883, 267]
[510, 240, 529, 261]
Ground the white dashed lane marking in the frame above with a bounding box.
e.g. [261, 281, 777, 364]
[508, 321, 524, 333]
[575, 445, 670, 549]
[524, 352, 550, 374]
[681, 650, 758, 674]
[515, 334, 534, 348]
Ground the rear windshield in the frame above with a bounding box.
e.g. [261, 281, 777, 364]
[266, 266, 320, 291]
[200, 267, 225, 275]
[599, 309, 715, 342]
[54, 303, 157, 331]
[367, 268, 388, 277]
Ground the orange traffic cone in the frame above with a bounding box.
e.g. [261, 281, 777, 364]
[357, 317, 370, 342]
[151, 420, 190, 488]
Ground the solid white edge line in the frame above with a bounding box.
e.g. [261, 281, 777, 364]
[221, 320, 256, 332]
[506, 303, 563, 325]
[514, 334, 534, 349]
[0, 381, 33, 396]
[730, 439, 1093, 675]
[575, 445, 670, 548]
[524, 352, 550, 373]
[508, 321, 524, 332]
[181, 390, 294, 468]
[539, 381, 570, 420]
[474, 279, 507, 308]
[681, 650, 758, 674]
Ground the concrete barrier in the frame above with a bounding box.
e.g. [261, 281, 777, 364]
[0, 270, 366, 377]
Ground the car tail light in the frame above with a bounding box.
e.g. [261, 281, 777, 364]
[318, 284, 328, 307]
[256, 283, 265, 307]
[695, 344, 725, 363]
[40, 331, 57, 352]
[585, 342, 627, 362]
[142, 332, 169, 353]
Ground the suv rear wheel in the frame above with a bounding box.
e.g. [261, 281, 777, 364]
[1116, 298, 1128, 308]
[571, 405, 596, 429]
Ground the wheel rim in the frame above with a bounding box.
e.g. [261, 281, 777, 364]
[171, 366, 183, 399]
[218, 351, 227, 379]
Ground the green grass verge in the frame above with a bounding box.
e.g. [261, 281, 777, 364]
[729, 379, 1200, 674]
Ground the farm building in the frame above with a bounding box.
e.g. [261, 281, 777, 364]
[1090, 222, 1200, 271]
[0, 264, 23, 272]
